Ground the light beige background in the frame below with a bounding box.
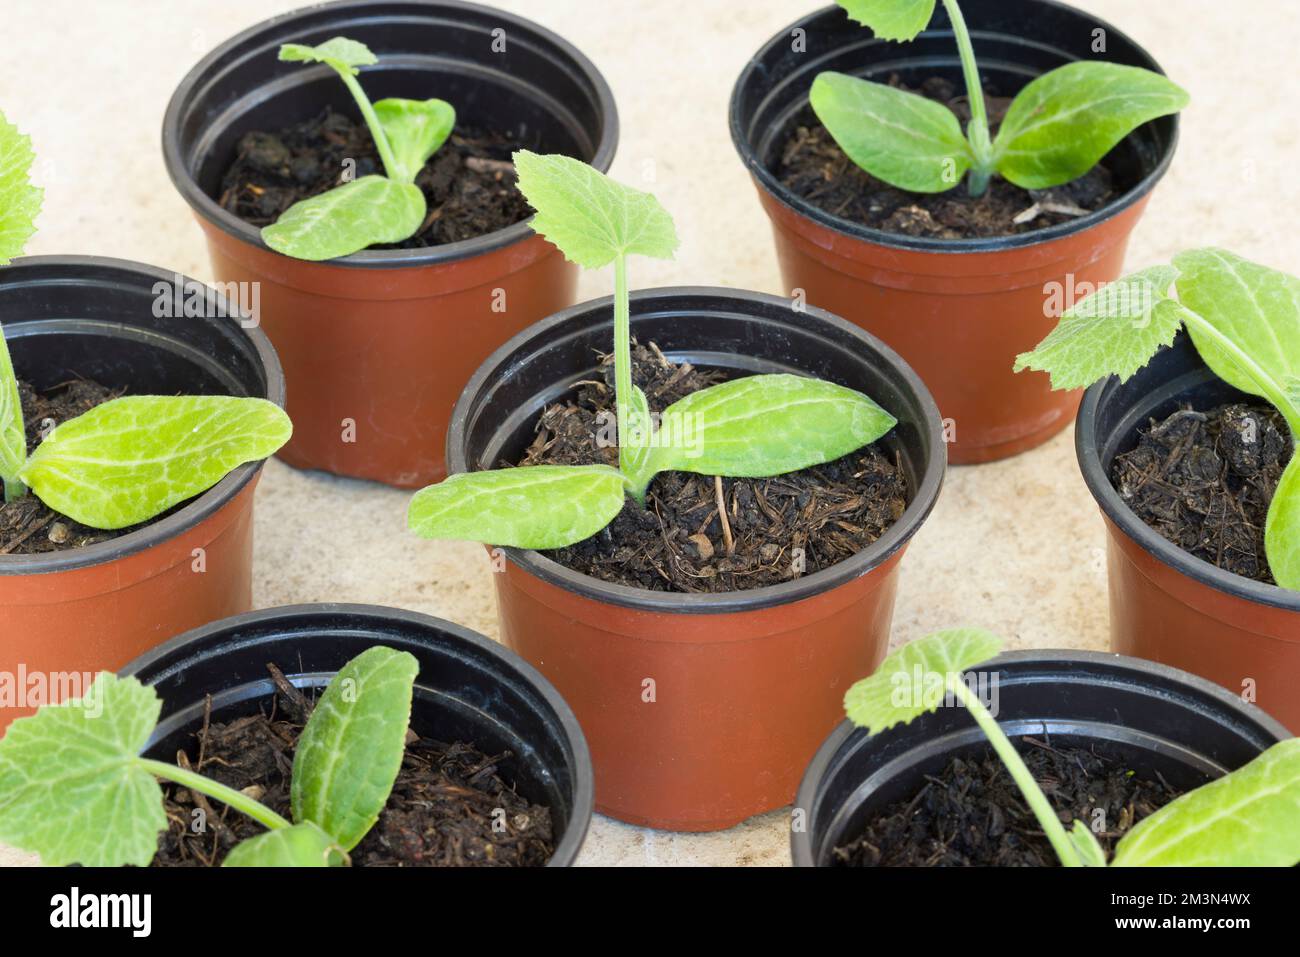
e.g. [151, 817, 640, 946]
[1, 0, 1294, 866]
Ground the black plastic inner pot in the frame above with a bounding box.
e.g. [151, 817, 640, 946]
[446, 287, 946, 614]
[0, 255, 284, 576]
[729, 0, 1180, 253]
[162, 0, 618, 267]
[792, 650, 1290, 866]
[1078, 332, 1300, 613]
[121, 603, 593, 867]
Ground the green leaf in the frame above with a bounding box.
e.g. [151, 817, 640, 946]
[835, 0, 935, 41]
[374, 98, 455, 183]
[291, 647, 418, 850]
[1069, 820, 1108, 867]
[1013, 265, 1182, 390]
[0, 110, 42, 265]
[993, 62, 1189, 189]
[0, 673, 166, 867]
[844, 628, 1003, 734]
[1112, 740, 1300, 867]
[811, 72, 972, 193]
[408, 465, 628, 550]
[1173, 248, 1300, 431]
[18, 395, 292, 530]
[224, 821, 345, 867]
[648, 374, 897, 480]
[262, 175, 426, 261]
[279, 37, 376, 74]
[1266, 458, 1300, 591]
[513, 151, 678, 269]
[0, 326, 25, 491]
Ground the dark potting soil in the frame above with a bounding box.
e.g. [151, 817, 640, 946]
[218, 108, 534, 248]
[1112, 403, 1291, 585]
[833, 738, 1188, 867]
[517, 342, 909, 593]
[0, 379, 159, 555]
[777, 76, 1117, 239]
[154, 665, 555, 867]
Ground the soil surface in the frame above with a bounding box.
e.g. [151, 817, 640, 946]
[1113, 403, 1291, 584]
[155, 665, 555, 867]
[219, 108, 534, 248]
[777, 76, 1117, 239]
[518, 343, 909, 592]
[833, 738, 1187, 867]
[0, 379, 156, 555]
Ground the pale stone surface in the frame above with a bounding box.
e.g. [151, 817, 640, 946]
[0, 0, 1294, 867]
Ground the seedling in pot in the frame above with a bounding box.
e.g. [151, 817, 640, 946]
[259, 37, 456, 260]
[1016, 249, 1300, 589]
[0, 112, 292, 527]
[406, 153, 899, 549]
[847, 629, 1300, 866]
[0, 647, 419, 866]
[811, 0, 1188, 197]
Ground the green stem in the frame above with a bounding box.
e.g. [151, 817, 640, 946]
[336, 70, 405, 182]
[138, 758, 292, 832]
[940, 0, 995, 196]
[946, 676, 1083, 867]
[612, 254, 643, 500]
[2, 475, 26, 503]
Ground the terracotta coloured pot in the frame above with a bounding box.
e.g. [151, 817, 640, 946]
[792, 650, 1289, 866]
[729, 0, 1179, 464]
[162, 0, 617, 488]
[0, 256, 284, 733]
[1078, 334, 1300, 733]
[447, 288, 945, 831]
[122, 603, 593, 866]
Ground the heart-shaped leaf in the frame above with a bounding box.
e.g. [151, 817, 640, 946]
[19, 394, 292, 529]
[0, 110, 42, 266]
[374, 97, 455, 183]
[279, 37, 376, 73]
[291, 647, 419, 850]
[835, 0, 936, 41]
[224, 821, 345, 867]
[262, 175, 426, 261]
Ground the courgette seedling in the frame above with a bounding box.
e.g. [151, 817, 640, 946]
[846, 629, 1300, 866]
[0, 647, 419, 867]
[0, 110, 291, 527]
[406, 152, 899, 550]
[811, 0, 1189, 197]
[1016, 248, 1300, 590]
[260, 37, 456, 260]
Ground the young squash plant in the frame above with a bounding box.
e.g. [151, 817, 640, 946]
[406, 152, 899, 549]
[261, 37, 456, 260]
[846, 629, 1300, 866]
[812, 0, 1189, 197]
[0, 111, 291, 527]
[0, 647, 419, 867]
[1015, 249, 1300, 589]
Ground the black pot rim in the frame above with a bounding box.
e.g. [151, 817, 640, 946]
[792, 647, 1293, 866]
[1078, 376, 1300, 613]
[447, 285, 947, 615]
[120, 601, 594, 867]
[0, 254, 285, 577]
[161, 0, 619, 270]
[728, 0, 1181, 255]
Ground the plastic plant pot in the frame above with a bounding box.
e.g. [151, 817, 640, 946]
[792, 650, 1290, 866]
[0, 256, 284, 733]
[121, 603, 593, 866]
[162, 0, 618, 488]
[1077, 333, 1300, 733]
[447, 287, 945, 831]
[729, 0, 1179, 465]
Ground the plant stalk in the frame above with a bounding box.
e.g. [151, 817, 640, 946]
[336, 70, 405, 182]
[2, 476, 26, 503]
[945, 675, 1083, 867]
[941, 0, 995, 196]
[138, 758, 292, 832]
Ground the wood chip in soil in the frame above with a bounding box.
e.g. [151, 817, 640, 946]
[776, 76, 1117, 239]
[833, 738, 1190, 867]
[218, 108, 535, 248]
[1112, 402, 1291, 584]
[515, 342, 909, 593]
[154, 666, 555, 867]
